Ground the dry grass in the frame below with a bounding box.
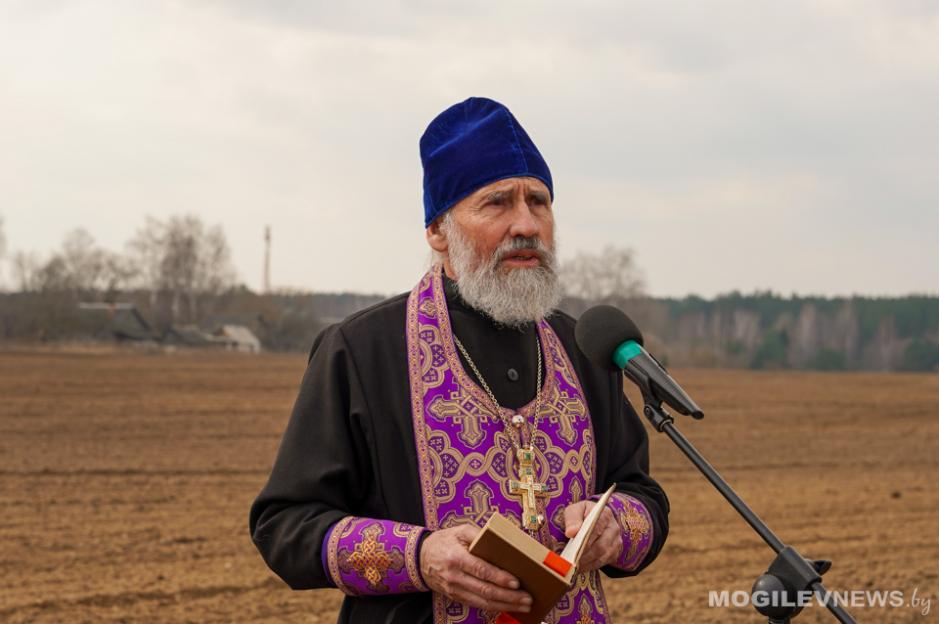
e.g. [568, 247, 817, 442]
[1, 351, 936, 623]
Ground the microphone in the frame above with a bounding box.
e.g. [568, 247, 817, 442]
[575, 304, 704, 419]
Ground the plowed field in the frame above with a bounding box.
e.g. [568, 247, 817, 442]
[1, 350, 936, 623]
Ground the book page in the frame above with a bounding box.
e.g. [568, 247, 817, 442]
[559, 485, 616, 565]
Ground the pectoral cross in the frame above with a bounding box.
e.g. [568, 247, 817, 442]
[508, 448, 547, 530]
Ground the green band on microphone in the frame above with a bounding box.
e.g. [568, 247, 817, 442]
[613, 341, 642, 369]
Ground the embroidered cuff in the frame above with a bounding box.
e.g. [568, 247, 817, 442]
[322, 516, 429, 596]
[591, 491, 654, 571]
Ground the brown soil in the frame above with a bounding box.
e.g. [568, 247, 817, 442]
[1, 351, 936, 623]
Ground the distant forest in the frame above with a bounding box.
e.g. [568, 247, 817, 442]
[616, 292, 939, 372]
[1, 214, 937, 371]
[3, 288, 939, 372]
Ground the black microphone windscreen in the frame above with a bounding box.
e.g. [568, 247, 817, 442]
[575, 305, 645, 370]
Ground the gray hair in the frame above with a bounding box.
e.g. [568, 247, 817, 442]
[430, 212, 561, 328]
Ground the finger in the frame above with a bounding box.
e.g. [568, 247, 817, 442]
[605, 523, 624, 562]
[563, 502, 589, 538]
[452, 571, 533, 612]
[580, 537, 608, 571]
[453, 524, 481, 545]
[578, 552, 600, 572]
[582, 543, 614, 571]
[460, 553, 520, 589]
[564, 502, 584, 529]
[592, 508, 617, 542]
[583, 521, 603, 550]
[581, 532, 620, 571]
[450, 587, 530, 614]
[582, 509, 612, 551]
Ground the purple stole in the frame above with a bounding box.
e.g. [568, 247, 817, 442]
[406, 266, 610, 624]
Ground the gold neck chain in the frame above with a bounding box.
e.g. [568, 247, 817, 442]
[452, 331, 549, 531]
[452, 332, 544, 451]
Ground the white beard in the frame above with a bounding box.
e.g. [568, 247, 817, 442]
[441, 216, 562, 328]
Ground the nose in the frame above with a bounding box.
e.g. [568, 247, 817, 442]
[507, 196, 539, 239]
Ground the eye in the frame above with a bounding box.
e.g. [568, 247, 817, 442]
[483, 194, 507, 208]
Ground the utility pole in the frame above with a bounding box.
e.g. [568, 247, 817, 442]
[262, 225, 271, 294]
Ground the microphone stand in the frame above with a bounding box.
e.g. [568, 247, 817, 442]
[640, 399, 858, 623]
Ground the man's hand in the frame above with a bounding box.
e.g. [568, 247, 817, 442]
[419, 524, 533, 613]
[563, 501, 622, 572]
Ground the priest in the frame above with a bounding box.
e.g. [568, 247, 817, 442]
[249, 97, 669, 624]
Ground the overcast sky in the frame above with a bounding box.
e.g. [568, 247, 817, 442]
[2, 1, 937, 297]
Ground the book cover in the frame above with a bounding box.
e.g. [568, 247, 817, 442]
[467, 485, 616, 624]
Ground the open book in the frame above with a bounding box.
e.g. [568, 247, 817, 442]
[467, 485, 616, 624]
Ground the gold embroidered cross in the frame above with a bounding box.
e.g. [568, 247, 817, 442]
[622, 502, 651, 563]
[339, 524, 404, 592]
[545, 390, 585, 445]
[508, 448, 547, 530]
[428, 393, 485, 446]
[462, 481, 494, 524]
[576, 597, 594, 624]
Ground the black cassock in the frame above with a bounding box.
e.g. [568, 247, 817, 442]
[250, 277, 669, 623]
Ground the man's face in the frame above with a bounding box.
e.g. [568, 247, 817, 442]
[426, 176, 561, 326]
[436, 176, 554, 275]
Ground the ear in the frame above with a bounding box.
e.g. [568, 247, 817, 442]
[426, 217, 448, 253]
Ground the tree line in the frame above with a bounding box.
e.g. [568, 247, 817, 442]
[2, 213, 937, 370]
[4, 214, 234, 325]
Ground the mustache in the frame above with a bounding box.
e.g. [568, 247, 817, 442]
[506, 236, 541, 250]
[491, 236, 554, 265]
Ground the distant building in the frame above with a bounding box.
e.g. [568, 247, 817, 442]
[163, 323, 261, 354]
[214, 324, 262, 354]
[76, 303, 262, 353]
[163, 324, 219, 348]
[77, 303, 156, 343]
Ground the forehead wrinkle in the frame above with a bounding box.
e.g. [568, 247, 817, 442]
[475, 180, 515, 198]
[476, 178, 547, 202]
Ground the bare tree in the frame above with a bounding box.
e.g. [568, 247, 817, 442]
[129, 216, 167, 310]
[560, 246, 646, 304]
[558, 246, 669, 346]
[11, 251, 42, 292]
[60, 229, 108, 291]
[128, 215, 236, 323]
[99, 253, 137, 299]
[11, 229, 136, 296]
[10, 250, 80, 293]
[62, 229, 136, 296]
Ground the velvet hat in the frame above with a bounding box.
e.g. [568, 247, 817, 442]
[420, 97, 553, 227]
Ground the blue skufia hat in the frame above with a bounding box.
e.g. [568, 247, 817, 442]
[420, 97, 553, 227]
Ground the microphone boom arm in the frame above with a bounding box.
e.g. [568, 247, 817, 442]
[640, 398, 856, 624]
